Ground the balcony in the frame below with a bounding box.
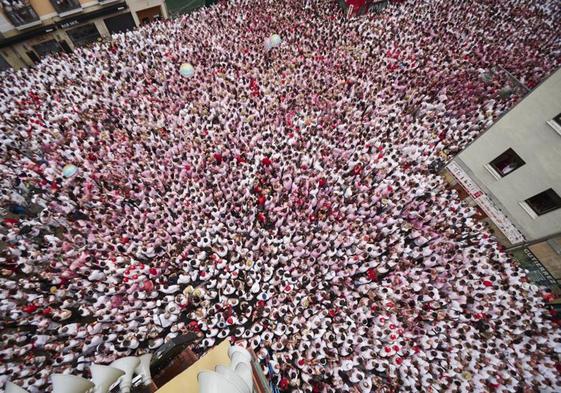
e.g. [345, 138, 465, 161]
[1, 0, 41, 30]
[49, 0, 82, 16]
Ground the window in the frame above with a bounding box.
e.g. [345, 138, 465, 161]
[1, 0, 40, 27]
[49, 0, 81, 15]
[489, 148, 525, 177]
[525, 189, 561, 216]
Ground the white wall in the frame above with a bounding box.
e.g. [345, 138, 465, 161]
[452, 69, 561, 241]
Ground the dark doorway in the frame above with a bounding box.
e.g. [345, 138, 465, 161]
[136, 6, 161, 25]
[0, 54, 11, 72]
[67, 23, 101, 47]
[26, 51, 40, 63]
[104, 12, 136, 35]
[32, 40, 62, 58]
[59, 40, 73, 54]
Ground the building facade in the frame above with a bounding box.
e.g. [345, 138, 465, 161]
[446, 68, 561, 287]
[447, 68, 561, 245]
[0, 0, 169, 70]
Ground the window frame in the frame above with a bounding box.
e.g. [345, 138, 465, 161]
[547, 112, 561, 136]
[487, 148, 526, 178]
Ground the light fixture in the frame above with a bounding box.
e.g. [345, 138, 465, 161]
[90, 364, 125, 393]
[135, 353, 157, 391]
[214, 365, 249, 393]
[110, 357, 140, 393]
[228, 346, 252, 363]
[5, 382, 29, 393]
[198, 371, 243, 393]
[234, 362, 253, 393]
[51, 374, 95, 393]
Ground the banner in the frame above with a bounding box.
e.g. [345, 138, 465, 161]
[447, 161, 526, 244]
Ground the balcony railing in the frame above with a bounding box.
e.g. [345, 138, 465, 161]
[49, 0, 81, 15]
[1, 0, 40, 28]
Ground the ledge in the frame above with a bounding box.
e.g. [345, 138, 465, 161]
[484, 164, 503, 180]
[14, 20, 42, 31]
[546, 120, 561, 137]
[57, 7, 84, 18]
[519, 201, 538, 219]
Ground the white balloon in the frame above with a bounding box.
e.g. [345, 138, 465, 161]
[62, 164, 78, 177]
[270, 34, 282, 47]
[264, 37, 273, 51]
[179, 63, 195, 78]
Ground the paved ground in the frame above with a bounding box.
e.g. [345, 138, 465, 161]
[510, 247, 561, 296]
[530, 240, 561, 280]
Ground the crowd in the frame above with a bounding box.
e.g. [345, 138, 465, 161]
[1, 0, 561, 392]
